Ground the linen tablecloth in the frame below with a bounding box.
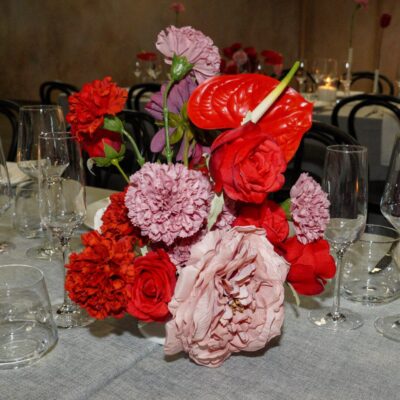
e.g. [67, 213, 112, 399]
[1, 187, 400, 400]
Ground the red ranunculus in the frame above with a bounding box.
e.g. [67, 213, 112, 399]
[136, 51, 157, 61]
[81, 129, 123, 158]
[67, 76, 127, 140]
[233, 200, 289, 245]
[126, 249, 177, 323]
[280, 237, 336, 296]
[65, 231, 136, 319]
[209, 122, 286, 203]
[101, 190, 144, 245]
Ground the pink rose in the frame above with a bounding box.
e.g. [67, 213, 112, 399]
[164, 226, 289, 367]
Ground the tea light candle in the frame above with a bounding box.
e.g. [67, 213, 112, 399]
[317, 77, 337, 103]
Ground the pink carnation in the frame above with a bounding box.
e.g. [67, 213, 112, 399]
[164, 226, 289, 368]
[212, 198, 237, 231]
[125, 163, 212, 246]
[290, 173, 330, 244]
[156, 26, 221, 83]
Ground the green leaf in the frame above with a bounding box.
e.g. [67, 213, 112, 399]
[103, 143, 120, 159]
[103, 116, 124, 133]
[286, 282, 301, 307]
[280, 198, 292, 221]
[92, 157, 112, 167]
[170, 126, 184, 144]
[207, 192, 225, 230]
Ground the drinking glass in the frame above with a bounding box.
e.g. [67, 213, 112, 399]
[339, 60, 352, 97]
[17, 105, 65, 259]
[0, 138, 14, 252]
[309, 145, 368, 330]
[0, 264, 58, 369]
[311, 58, 327, 88]
[38, 131, 93, 328]
[295, 59, 308, 93]
[375, 136, 400, 340]
[396, 61, 400, 98]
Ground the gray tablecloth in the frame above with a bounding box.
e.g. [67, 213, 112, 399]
[1, 187, 400, 400]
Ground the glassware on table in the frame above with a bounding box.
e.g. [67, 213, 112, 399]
[14, 181, 42, 238]
[295, 59, 308, 93]
[396, 61, 400, 98]
[0, 138, 15, 253]
[17, 105, 65, 259]
[342, 224, 400, 304]
[0, 264, 58, 369]
[309, 145, 368, 330]
[38, 131, 94, 328]
[311, 58, 328, 88]
[339, 60, 352, 97]
[375, 136, 400, 340]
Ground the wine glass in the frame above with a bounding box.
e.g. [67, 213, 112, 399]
[310, 58, 327, 88]
[295, 59, 308, 93]
[339, 60, 352, 97]
[309, 145, 368, 330]
[17, 105, 65, 259]
[0, 137, 15, 253]
[375, 136, 400, 340]
[38, 131, 93, 328]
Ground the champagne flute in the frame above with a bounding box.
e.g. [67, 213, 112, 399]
[38, 131, 93, 328]
[17, 105, 65, 259]
[295, 59, 308, 93]
[309, 145, 368, 330]
[340, 60, 352, 97]
[0, 137, 15, 252]
[375, 136, 400, 340]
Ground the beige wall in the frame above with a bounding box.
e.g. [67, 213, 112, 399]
[0, 0, 399, 100]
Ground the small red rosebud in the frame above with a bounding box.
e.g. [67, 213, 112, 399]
[380, 13, 391, 28]
[82, 129, 124, 159]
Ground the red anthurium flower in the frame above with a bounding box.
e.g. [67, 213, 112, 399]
[137, 51, 157, 61]
[187, 74, 312, 161]
[279, 237, 336, 296]
[380, 13, 391, 28]
[209, 122, 286, 203]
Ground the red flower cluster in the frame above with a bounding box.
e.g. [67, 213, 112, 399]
[136, 51, 157, 62]
[67, 76, 127, 141]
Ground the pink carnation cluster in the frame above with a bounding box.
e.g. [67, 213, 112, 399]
[156, 26, 221, 83]
[290, 173, 330, 244]
[165, 226, 289, 367]
[125, 162, 212, 246]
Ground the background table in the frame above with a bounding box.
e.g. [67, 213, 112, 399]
[1, 187, 400, 400]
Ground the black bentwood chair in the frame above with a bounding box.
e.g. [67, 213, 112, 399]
[351, 71, 394, 96]
[39, 81, 79, 104]
[0, 99, 20, 161]
[126, 83, 161, 111]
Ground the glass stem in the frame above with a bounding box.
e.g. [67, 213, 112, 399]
[60, 236, 74, 309]
[332, 248, 345, 320]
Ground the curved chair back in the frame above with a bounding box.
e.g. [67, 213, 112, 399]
[39, 81, 79, 104]
[127, 83, 161, 111]
[351, 71, 394, 95]
[0, 99, 20, 161]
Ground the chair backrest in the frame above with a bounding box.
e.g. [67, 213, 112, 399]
[0, 99, 20, 161]
[331, 94, 400, 139]
[39, 81, 79, 104]
[126, 83, 161, 111]
[351, 71, 394, 95]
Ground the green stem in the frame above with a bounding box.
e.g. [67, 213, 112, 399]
[163, 80, 175, 164]
[183, 132, 190, 167]
[122, 129, 145, 167]
[111, 159, 130, 183]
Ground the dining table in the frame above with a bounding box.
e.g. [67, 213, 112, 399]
[1, 186, 400, 400]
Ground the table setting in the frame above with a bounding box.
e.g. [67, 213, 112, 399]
[2, 22, 400, 400]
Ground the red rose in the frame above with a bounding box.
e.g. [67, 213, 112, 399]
[126, 249, 177, 323]
[209, 122, 286, 203]
[136, 51, 157, 61]
[81, 129, 123, 158]
[65, 231, 136, 319]
[67, 76, 127, 140]
[280, 237, 336, 296]
[101, 190, 144, 245]
[233, 200, 289, 245]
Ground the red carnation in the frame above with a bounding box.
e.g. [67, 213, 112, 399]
[209, 122, 286, 203]
[65, 231, 136, 319]
[233, 200, 289, 245]
[101, 190, 144, 244]
[126, 249, 177, 323]
[136, 51, 157, 61]
[280, 237, 336, 296]
[67, 76, 127, 141]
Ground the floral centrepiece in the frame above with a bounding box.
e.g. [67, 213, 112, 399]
[66, 25, 335, 368]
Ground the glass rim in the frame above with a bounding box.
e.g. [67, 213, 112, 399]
[39, 131, 74, 140]
[19, 105, 63, 112]
[0, 264, 44, 289]
[326, 144, 367, 154]
[360, 224, 400, 243]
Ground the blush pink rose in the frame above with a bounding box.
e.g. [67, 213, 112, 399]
[164, 226, 289, 367]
